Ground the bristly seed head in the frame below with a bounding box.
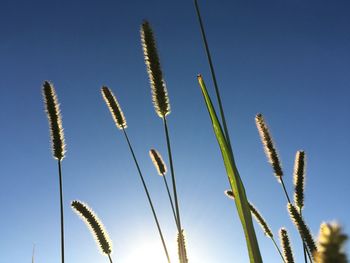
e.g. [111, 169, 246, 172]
[177, 229, 189, 263]
[141, 20, 171, 118]
[101, 86, 127, 130]
[224, 190, 273, 238]
[149, 149, 167, 175]
[42, 81, 66, 160]
[224, 190, 235, 200]
[314, 222, 348, 263]
[71, 200, 113, 256]
[279, 228, 295, 263]
[288, 203, 317, 256]
[255, 113, 283, 179]
[293, 151, 306, 210]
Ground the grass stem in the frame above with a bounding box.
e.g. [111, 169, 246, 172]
[58, 160, 65, 263]
[108, 254, 113, 263]
[272, 237, 286, 263]
[193, 0, 232, 152]
[300, 210, 309, 263]
[162, 174, 177, 225]
[163, 117, 186, 262]
[122, 128, 171, 263]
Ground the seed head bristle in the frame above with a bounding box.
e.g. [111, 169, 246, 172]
[149, 149, 167, 175]
[255, 114, 283, 179]
[101, 86, 127, 130]
[293, 151, 306, 210]
[314, 223, 348, 263]
[141, 20, 170, 118]
[177, 229, 188, 263]
[42, 81, 66, 160]
[279, 228, 295, 263]
[224, 190, 273, 238]
[288, 203, 317, 256]
[71, 200, 113, 256]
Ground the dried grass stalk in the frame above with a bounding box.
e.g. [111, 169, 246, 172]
[288, 203, 317, 256]
[101, 86, 127, 130]
[279, 228, 295, 263]
[42, 81, 66, 160]
[177, 229, 188, 263]
[141, 20, 170, 117]
[293, 151, 306, 210]
[255, 114, 283, 179]
[149, 149, 167, 175]
[314, 223, 348, 263]
[71, 200, 113, 256]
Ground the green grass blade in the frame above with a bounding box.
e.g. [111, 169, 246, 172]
[198, 75, 262, 263]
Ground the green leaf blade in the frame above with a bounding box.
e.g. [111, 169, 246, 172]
[198, 75, 262, 263]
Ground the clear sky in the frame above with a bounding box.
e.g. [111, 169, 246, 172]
[0, 0, 349, 262]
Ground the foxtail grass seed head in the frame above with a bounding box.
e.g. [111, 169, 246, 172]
[314, 223, 348, 263]
[177, 229, 188, 263]
[224, 190, 273, 238]
[71, 200, 113, 256]
[42, 81, 66, 160]
[224, 190, 235, 200]
[101, 86, 127, 130]
[141, 20, 170, 118]
[149, 149, 167, 175]
[255, 114, 283, 179]
[279, 228, 295, 263]
[288, 203, 317, 256]
[249, 203, 273, 238]
[293, 151, 306, 210]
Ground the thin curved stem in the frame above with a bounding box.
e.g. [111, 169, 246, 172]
[122, 128, 171, 263]
[271, 237, 286, 263]
[193, 0, 232, 152]
[163, 174, 178, 225]
[300, 209, 309, 263]
[58, 160, 65, 263]
[162, 117, 186, 262]
[108, 254, 113, 263]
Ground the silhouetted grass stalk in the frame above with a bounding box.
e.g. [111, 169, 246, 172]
[314, 223, 348, 263]
[42, 81, 66, 263]
[101, 87, 171, 263]
[193, 0, 232, 152]
[141, 20, 186, 262]
[255, 113, 313, 262]
[71, 201, 114, 263]
[122, 128, 171, 263]
[194, 0, 263, 259]
[149, 149, 177, 225]
[279, 228, 295, 263]
[293, 151, 308, 262]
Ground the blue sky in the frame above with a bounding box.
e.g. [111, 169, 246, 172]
[0, 0, 349, 262]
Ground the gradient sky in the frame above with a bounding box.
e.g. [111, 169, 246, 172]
[1, 0, 349, 262]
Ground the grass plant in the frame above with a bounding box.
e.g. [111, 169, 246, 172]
[149, 149, 177, 225]
[71, 200, 114, 263]
[101, 86, 171, 263]
[37, 4, 349, 262]
[314, 223, 348, 263]
[141, 20, 186, 263]
[279, 228, 295, 263]
[42, 81, 66, 263]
